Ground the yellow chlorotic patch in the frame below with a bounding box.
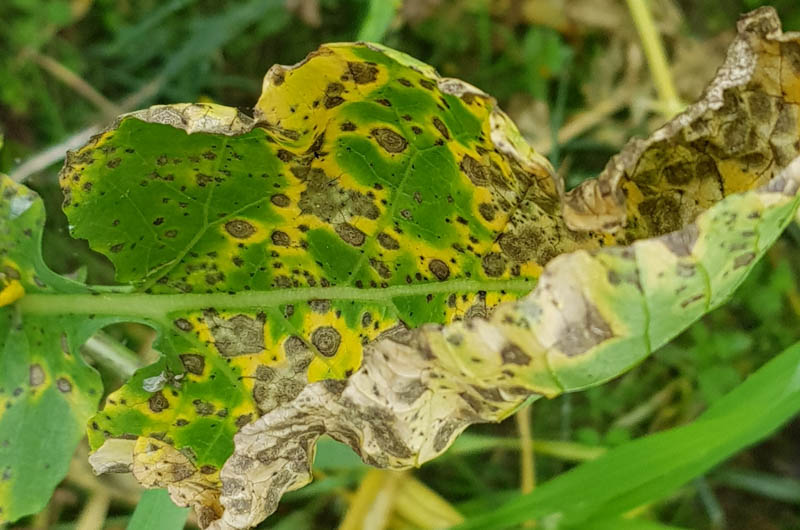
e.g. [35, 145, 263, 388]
[0, 279, 24, 307]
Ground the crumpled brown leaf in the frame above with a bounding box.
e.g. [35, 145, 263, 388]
[201, 8, 800, 529]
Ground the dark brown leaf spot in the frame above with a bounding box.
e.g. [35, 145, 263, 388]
[377, 232, 400, 250]
[193, 399, 216, 416]
[174, 318, 193, 332]
[56, 378, 72, 393]
[481, 252, 507, 277]
[419, 79, 436, 90]
[500, 343, 531, 365]
[348, 61, 379, 84]
[733, 252, 756, 269]
[225, 219, 256, 239]
[553, 299, 614, 356]
[179, 354, 205, 375]
[371, 128, 408, 153]
[432, 117, 450, 139]
[361, 312, 373, 327]
[235, 414, 253, 428]
[311, 326, 341, 357]
[29, 364, 44, 387]
[196, 173, 212, 187]
[335, 222, 366, 246]
[148, 391, 169, 412]
[309, 299, 331, 314]
[270, 194, 290, 207]
[478, 203, 495, 222]
[460, 155, 490, 186]
[283, 336, 309, 357]
[204, 311, 265, 357]
[428, 259, 450, 281]
[271, 230, 291, 246]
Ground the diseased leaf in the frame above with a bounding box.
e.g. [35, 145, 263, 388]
[1, 6, 799, 529]
[0, 176, 105, 522]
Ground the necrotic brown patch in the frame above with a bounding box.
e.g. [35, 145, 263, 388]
[500, 343, 531, 365]
[225, 219, 256, 239]
[481, 252, 507, 277]
[371, 128, 408, 153]
[478, 203, 495, 221]
[553, 299, 614, 357]
[204, 311, 266, 357]
[432, 117, 450, 140]
[377, 232, 399, 250]
[324, 82, 346, 108]
[270, 194, 290, 207]
[311, 326, 341, 357]
[29, 364, 44, 387]
[148, 391, 169, 412]
[174, 318, 193, 331]
[335, 222, 366, 246]
[460, 156, 490, 186]
[271, 230, 291, 246]
[179, 354, 205, 375]
[56, 378, 72, 393]
[348, 61, 379, 84]
[428, 259, 450, 281]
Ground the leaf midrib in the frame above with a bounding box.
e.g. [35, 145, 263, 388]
[17, 277, 535, 321]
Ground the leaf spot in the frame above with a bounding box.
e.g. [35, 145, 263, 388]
[225, 219, 256, 239]
[311, 326, 341, 357]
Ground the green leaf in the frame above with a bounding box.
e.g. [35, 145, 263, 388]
[128, 489, 189, 530]
[454, 339, 800, 529]
[0, 176, 104, 522]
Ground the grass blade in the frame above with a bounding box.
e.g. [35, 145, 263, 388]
[127, 489, 189, 530]
[356, 0, 399, 42]
[456, 340, 800, 529]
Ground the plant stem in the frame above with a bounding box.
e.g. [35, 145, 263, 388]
[25, 49, 120, 118]
[18, 278, 535, 320]
[81, 331, 143, 379]
[625, 0, 683, 118]
[338, 469, 401, 530]
[9, 75, 164, 183]
[393, 475, 464, 528]
[74, 490, 111, 530]
[446, 433, 606, 461]
[515, 407, 536, 494]
[612, 380, 679, 429]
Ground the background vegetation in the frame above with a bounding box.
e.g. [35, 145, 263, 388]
[2, 1, 800, 529]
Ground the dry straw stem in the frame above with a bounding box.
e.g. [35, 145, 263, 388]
[625, 0, 684, 118]
[24, 49, 121, 119]
[338, 469, 402, 530]
[9, 76, 164, 183]
[515, 407, 536, 494]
